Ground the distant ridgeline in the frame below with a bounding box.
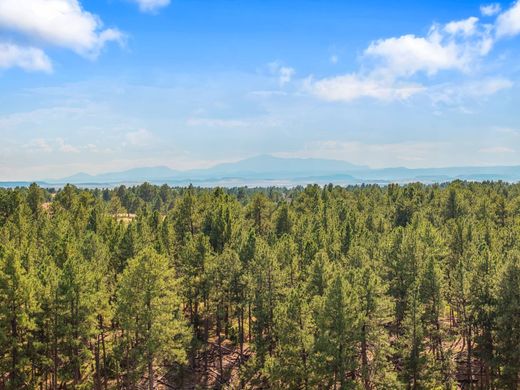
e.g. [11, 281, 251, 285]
[4, 155, 520, 187]
[1, 182, 520, 389]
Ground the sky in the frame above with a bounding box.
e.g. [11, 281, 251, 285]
[1, 0, 520, 180]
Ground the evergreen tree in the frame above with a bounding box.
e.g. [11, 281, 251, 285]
[496, 253, 520, 389]
[313, 273, 357, 389]
[0, 246, 38, 389]
[116, 247, 190, 390]
[264, 288, 313, 389]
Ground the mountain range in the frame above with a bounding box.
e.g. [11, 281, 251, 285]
[3, 155, 520, 187]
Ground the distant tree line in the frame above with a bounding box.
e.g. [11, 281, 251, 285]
[1, 181, 520, 389]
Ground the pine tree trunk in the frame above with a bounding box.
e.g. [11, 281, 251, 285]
[101, 320, 108, 390]
[467, 325, 473, 390]
[10, 305, 19, 387]
[225, 305, 229, 339]
[412, 302, 418, 390]
[298, 315, 309, 390]
[361, 323, 370, 390]
[204, 296, 209, 378]
[248, 303, 252, 342]
[217, 304, 224, 380]
[53, 302, 58, 390]
[95, 335, 101, 390]
[238, 307, 244, 359]
[339, 343, 346, 390]
[148, 354, 154, 390]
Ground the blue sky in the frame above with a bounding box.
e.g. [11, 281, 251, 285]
[1, 0, 520, 180]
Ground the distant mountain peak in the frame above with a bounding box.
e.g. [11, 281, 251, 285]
[40, 155, 520, 187]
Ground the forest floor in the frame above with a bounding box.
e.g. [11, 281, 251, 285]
[157, 339, 251, 389]
[156, 326, 485, 389]
[114, 213, 136, 223]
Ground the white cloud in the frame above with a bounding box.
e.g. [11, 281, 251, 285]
[0, 0, 123, 58]
[364, 23, 488, 77]
[125, 128, 154, 146]
[309, 74, 424, 102]
[268, 61, 295, 86]
[0, 42, 52, 72]
[309, 12, 503, 103]
[496, 0, 520, 37]
[445, 16, 480, 36]
[130, 0, 170, 13]
[481, 3, 502, 16]
[56, 138, 79, 153]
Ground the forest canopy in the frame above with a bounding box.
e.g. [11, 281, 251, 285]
[1, 181, 520, 389]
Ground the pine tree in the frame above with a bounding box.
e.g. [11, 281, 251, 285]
[496, 253, 520, 389]
[264, 288, 313, 389]
[355, 263, 399, 389]
[274, 202, 292, 238]
[116, 247, 190, 390]
[400, 281, 426, 390]
[0, 246, 38, 389]
[57, 244, 98, 387]
[313, 273, 357, 389]
[26, 183, 45, 216]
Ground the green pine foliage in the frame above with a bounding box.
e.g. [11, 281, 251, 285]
[1, 181, 520, 389]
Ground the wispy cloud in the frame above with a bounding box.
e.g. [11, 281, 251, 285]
[0, 43, 52, 72]
[130, 0, 170, 13]
[308, 74, 424, 102]
[494, 127, 520, 136]
[268, 61, 295, 86]
[429, 77, 513, 105]
[276, 140, 449, 168]
[480, 146, 515, 153]
[186, 117, 249, 128]
[481, 3, 502, 17]
[125, 128, 155, 146]
[186, 116, 282, 128]
[24, 138, 53, 153]
[0, 106, 89, 130]
[56, 138, 80, 153]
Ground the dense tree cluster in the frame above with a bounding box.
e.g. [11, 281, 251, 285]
[1, 181, 520, 389]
